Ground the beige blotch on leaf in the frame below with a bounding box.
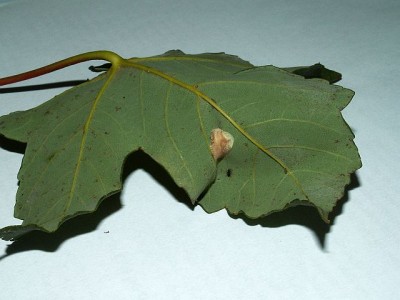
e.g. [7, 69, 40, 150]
[210, 128, 234, 160]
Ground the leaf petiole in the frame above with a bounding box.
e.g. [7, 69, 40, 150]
[0, 51, 123, 86]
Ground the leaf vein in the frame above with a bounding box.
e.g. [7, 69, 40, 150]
[124, 60, 309, 201]
[196, 95, 212, 159]
[269, 145, 352, 162]
[22, 102, 92, 171]
[164, 83, 194, 184]
[129, 56, 250, 68]
[244, 118, 342, 135]
[66, 68, 117, 214]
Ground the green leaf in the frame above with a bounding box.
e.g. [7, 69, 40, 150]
[0, 50, 361, 240]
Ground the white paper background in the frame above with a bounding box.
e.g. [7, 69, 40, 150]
[0, 0, 399, 299]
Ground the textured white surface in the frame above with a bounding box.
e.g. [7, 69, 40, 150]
[0, 0, 399, 299]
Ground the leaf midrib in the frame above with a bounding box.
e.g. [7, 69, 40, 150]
[121, 59, 309, 201]
[128, 55, 252, 68]
[66, 66, 118, 214]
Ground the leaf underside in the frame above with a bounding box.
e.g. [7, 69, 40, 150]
[0, 50, 361, 240]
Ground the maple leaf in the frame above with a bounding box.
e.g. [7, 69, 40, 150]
[0, 50, 361, 240]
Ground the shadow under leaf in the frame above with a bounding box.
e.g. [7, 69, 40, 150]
[0, 80, 88, 94]
[1, 193, 122, 259]
[0, 132, 360, 257]
[0, 147, 192, 259]
[0, 134, 26, 154]
[230, 173, 360, 248]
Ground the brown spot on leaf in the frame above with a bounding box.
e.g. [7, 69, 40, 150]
[210, 128, 234, 160]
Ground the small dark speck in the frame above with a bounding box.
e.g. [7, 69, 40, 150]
[226, 169, 232, 177]
[104, 231, 109, 234]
